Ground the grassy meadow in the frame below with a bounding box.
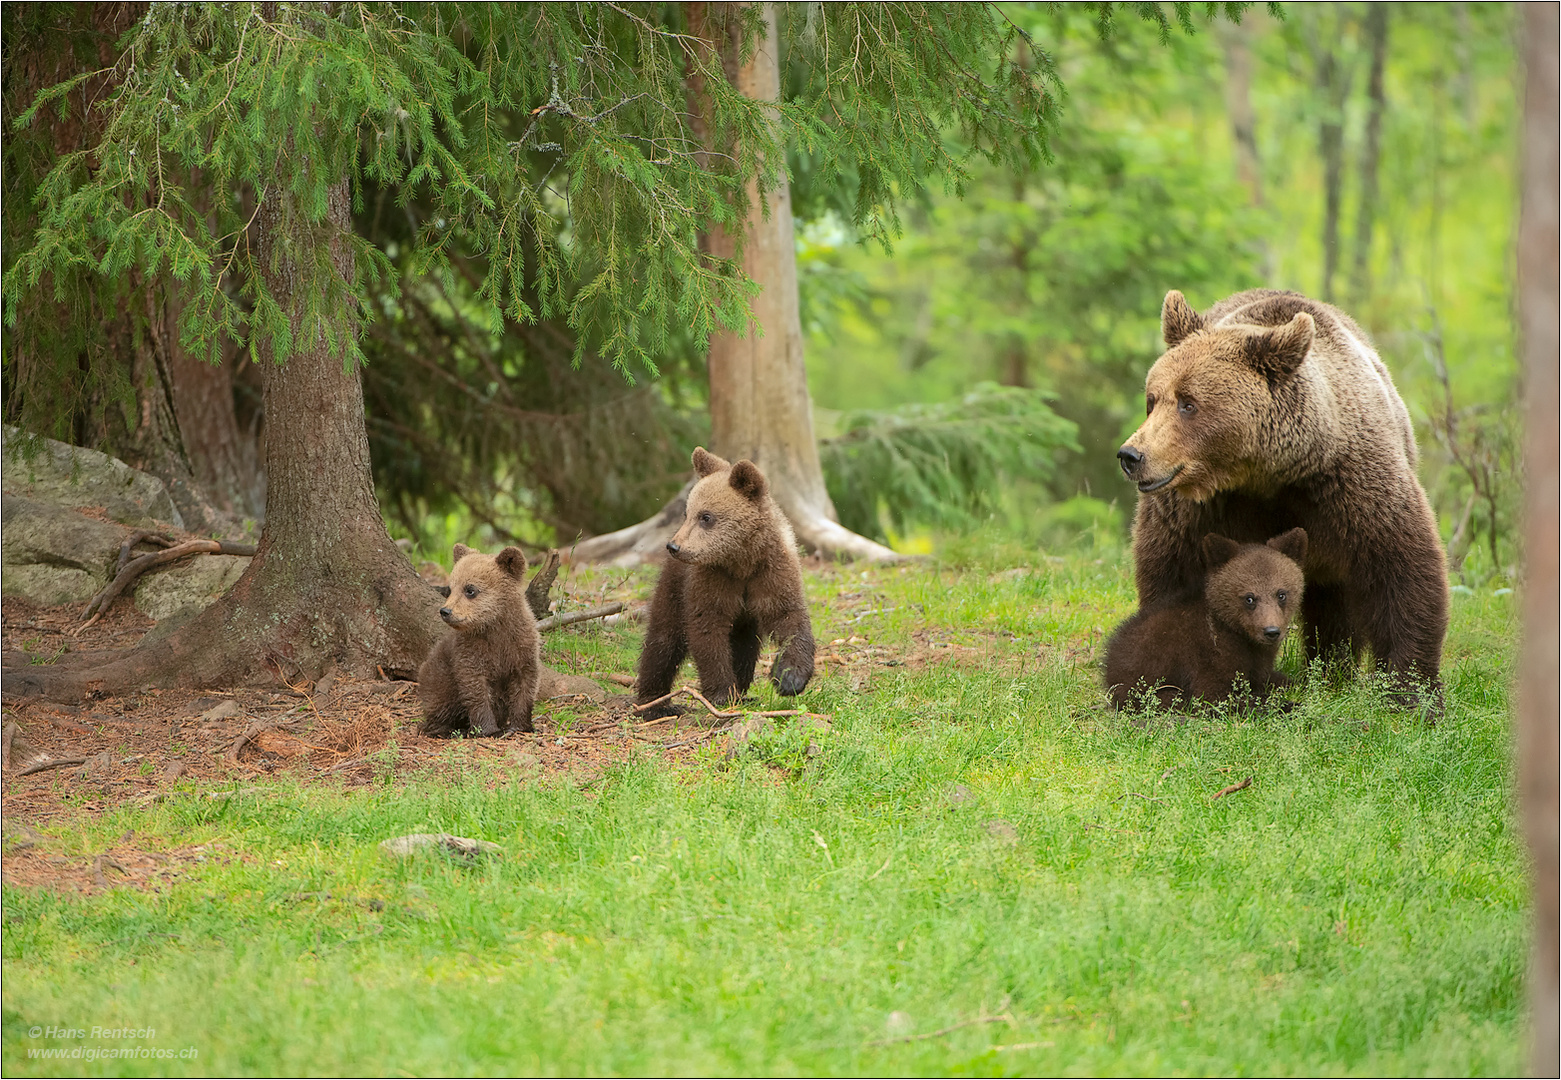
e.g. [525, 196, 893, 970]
[1, 546, 1527, 1076]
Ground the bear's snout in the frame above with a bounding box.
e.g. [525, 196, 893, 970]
[1263, 625, 1283, 642]
[666, 541, 680, 556]
[1117, 444, 1144, 478]
[439, 606, 452, 619]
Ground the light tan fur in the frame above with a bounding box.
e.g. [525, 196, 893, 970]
[418, 544, 541, 737]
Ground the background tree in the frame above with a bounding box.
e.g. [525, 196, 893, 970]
[4, 1, 1060, 694]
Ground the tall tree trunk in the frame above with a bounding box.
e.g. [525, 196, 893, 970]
[1518, 5, 1559, 1073]
[3, 180, 446, 700]
[572, 1, 899, 565]
[1349, 5, 1388, 305]
[1219, 17, 1264, 209]
[1306, 8, 1355, 304]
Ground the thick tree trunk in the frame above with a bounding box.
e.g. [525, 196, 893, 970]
[3, 180, 446, 701]
[1305, 8, 1355, 304]
[1349, 5, 1388, 305]
[1518, 6, 1559, 1073]
[574, 2, 899, 566]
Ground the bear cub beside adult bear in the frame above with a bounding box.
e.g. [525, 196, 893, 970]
[1105, 528, 1307, 711]
[636, 448, 815, 718]
[419, 544, 541, 738]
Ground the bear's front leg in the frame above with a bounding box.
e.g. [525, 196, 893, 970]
[768, 609, 815, 696]
[455, 665, 503, 737]
[636, 564, 690, 718]
[687, 617, 742, 708]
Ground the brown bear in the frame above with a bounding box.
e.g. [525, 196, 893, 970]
[1116, 289, 1448, 708]
[418, 544, 541, 738]
[1105, 528, 1307, 710]
[635, 448, 815, 718]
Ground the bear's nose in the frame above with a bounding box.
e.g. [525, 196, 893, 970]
[666, 541, 680, 555]
[1263, 626, 1282, 641]
[1117, 445, 1144, 477]
[439, 607, 452, 619]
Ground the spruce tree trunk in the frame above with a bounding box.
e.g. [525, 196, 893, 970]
[1518, 5, 1559, 1071]
[4, 180, 446, 700]
[573, 1, 898, 565]
[1349, 5, 1388, 305]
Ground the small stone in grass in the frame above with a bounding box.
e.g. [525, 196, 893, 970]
[378, 833, 501, 862]
[947, 783, 972, 806]
[161, 759, 188, 782]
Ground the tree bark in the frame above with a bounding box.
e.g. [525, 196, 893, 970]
[3, 179, 447, 701]
[1306, 9, 1355, 304]
[1219, 17, 1264, 209]
[1518, 6, 1559, 1074]
[1349, 5, 1388, 305]
[574, 2, 899, 566]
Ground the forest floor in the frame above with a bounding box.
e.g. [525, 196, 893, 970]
[0, 543, 1528, 1075]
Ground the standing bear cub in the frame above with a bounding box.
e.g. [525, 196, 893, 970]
[636, 448, 815, 718]
[1105, 528, 1307, 711]
[419, 544, 541, 738]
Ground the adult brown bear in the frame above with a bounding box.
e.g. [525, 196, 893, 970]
[1116, 289, 1448, 708]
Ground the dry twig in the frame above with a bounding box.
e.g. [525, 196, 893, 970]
[535, 602, 625, 632]
[1211, 775, 1254, 800]
[17, 756, 88, 777]
[79, 539, 256, 631]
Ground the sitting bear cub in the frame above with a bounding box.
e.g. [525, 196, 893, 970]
[636, 447, 815, 718]
[1105, 528, 1307, 710]
[419, 544, 541, 737]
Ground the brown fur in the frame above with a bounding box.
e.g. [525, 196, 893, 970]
[1106, 529, 1307, 710]
[635, 448, 815, 716]
[1117, 289, 1448, 704]
[418, 544, 541, 737]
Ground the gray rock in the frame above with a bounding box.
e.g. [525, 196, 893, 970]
[378, 833, 502, 861]
[133, 554, 249, 621]
[0, 494, 127, 604]
[2, 426, 183, 529]
[537, 668, 608, 702]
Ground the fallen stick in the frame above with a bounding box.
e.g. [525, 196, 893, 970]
[1210, 775, 1254, 800]
[115, 530, 176, 574]
[535, 602, 625, 633]
[226, 722, 274, 763]
[593, 672, 636, 688]
[524, 549, 562, 621]
[17, 756, 88, 777]
[865, 1015, 1013, 1047]
[79, 539, 257, 630]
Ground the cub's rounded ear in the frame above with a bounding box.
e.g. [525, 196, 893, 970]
[692, 446, 730, 477]
[1201, 533, 1241, 569]
[1241, 312, 1314, 385]
[729, 459, 768, 500]
[452, 543, 475, 564]
[495, 547, 528, 579]
[1161, 290, 1205, 348]
[1267, 527, 1308, 565]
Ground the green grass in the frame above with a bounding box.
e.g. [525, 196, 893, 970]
[1, 548, 1526, 1076]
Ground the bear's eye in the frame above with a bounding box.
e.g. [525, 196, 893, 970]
[463, 584, 478, 599]
[1276, 590, 1287, 604]
[1178, 397, 1197, 416]
[1244, 594, 1256, 609]
[1145, 393, 1156, 415]
[697, 511, 714, 527]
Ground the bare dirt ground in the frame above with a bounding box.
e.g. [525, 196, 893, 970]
[0, 600, 735, 829]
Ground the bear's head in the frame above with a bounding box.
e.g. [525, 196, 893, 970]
[1202, 528, 1307, 649]
[1117, 290, 1316, 503]
[439, 544, 529, 631]
[666, 447, 786, 575]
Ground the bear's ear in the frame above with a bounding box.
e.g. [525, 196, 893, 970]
[1201, 533, 1241, 569]
[452, 543, 475, 564]
[692, 446, 730, 477]
[1267, 527, 1308, 565]
[1161, 290, 1205, 347]
[1242, 312, 1314, 385]
[495, 546, 528, 580]
[728, 459, 768, 501]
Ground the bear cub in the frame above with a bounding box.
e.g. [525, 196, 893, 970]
[419, 544, 541, 737]
[1105, 528, 1307, 711]
[636, 447, 815, 718]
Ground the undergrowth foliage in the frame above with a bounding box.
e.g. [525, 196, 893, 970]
[5, 3, 1060, 379]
